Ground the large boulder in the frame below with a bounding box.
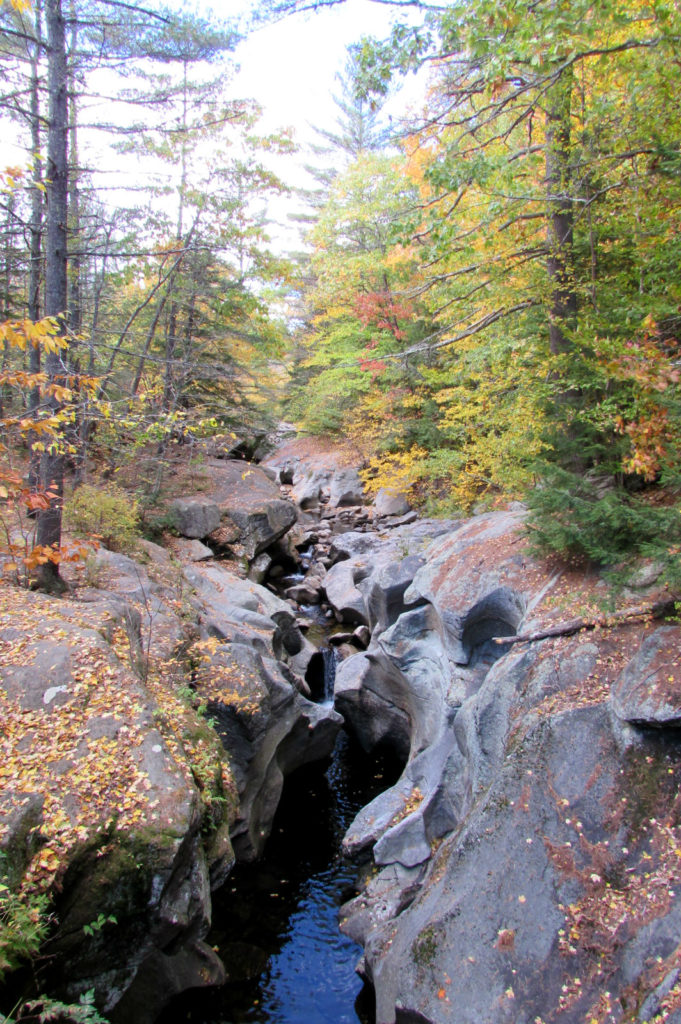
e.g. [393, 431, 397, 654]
[290, 469, 328, 510]
[169, 498, 220, 539]
[373, 487, 411, 518]
[327, 468, 365, 507]
[323, 560, 370, 625]
[610, 625, 681, 726]
[169, 458, 297, 563]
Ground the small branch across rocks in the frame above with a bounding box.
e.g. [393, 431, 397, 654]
[493, 599, 677, 646]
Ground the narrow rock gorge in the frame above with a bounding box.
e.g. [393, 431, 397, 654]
[1, 435, 680, 1024]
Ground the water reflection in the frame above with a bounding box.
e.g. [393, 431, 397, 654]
[162, 732, 401, 1024]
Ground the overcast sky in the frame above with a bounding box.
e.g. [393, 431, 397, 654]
[229, 0, 425, 250]
[233, 0, 405, 144]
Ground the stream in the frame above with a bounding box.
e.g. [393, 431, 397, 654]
[162, 731, 400, 1024]
[162, 561, 402, 1024]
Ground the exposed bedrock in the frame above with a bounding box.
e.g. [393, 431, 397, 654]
[332, 510, 681, 1024]
[183, 561, 342, 860]
[0, 507, 341, 1020]
[169, 458, 297, 567]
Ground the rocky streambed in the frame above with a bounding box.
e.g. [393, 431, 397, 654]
[2, 435, 681, 1024]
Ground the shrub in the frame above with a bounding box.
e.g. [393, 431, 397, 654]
[525, 466, 681, 590]
[0, 881, 50, 984]
[65, 483, 139, 554]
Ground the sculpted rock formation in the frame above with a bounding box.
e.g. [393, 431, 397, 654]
[0, 490, 337, 1019]
[331, 510, 681, 1024]
[4, 435, 680, 1024]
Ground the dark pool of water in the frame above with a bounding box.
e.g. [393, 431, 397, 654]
[162, 732, 402, 1024]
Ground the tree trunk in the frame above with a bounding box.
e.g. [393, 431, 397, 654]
[26, 0, 44, 493]
[545, 69, 577, 357]
[28, 0, 44, 329]
[37, 0, 68, 593]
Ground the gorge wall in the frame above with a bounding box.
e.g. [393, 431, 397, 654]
[2, 437, 680, 1024]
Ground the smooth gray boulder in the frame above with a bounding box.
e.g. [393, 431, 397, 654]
[374, 487, 411, 517]
[611, 626, 681, 726]
[323, 560, 370, 624]
[328, 468, 365, 507]
[221, 500, 297, 560]
[291, 469, 327, 509]
[170, 498, 221, 539]
[359, 555, 426, 634]
[334, 651, 412, 760]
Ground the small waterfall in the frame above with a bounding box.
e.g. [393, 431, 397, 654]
[305, 645, 338, 704]
[321, 645, 338, 704]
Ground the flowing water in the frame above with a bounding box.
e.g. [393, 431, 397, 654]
[162, 731, 400, 1024]
[161, 542, 403, 1024]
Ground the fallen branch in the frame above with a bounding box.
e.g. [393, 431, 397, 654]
[493, 598, 677, 646]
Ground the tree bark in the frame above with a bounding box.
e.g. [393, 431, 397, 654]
[492, 599, 675, 646]
[545, 69, 577, 357]
[36, 0, 68, 593]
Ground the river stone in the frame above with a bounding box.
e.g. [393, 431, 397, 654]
[331, 507, 681, 1024]
[171, 459, 297, 562]
[221, 501, 297, 560]
[291, 470, 326, 510]
[334, 651, 412, 760]
[328, 468, 365, 507]
[374, 487, 411, 517]
[329, 530, 385, 563]
[170, 498, 221, 539]
[110, 941, 225, 1024]
[610, 625, 681, 726]
[286, 581, 323, 604]
[248, 552, 272, 583]
[359, 555, 426, 634]
[323, 560, 370, 625]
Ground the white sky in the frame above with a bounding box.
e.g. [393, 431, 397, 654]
[227, 0, 424, 250]
[233, 0, 404, 143]
[2, 0, 424, 256]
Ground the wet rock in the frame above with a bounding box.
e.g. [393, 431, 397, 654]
[111, 941, 225, 1024]
[285, 581, 323, 605]
[328, 630, 356, 646]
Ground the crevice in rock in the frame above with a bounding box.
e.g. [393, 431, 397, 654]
[459, 586, 526, 666]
